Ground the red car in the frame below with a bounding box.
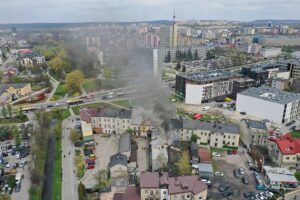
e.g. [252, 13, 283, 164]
[85, 158, 96, 163]
[86, 165, 95, 169]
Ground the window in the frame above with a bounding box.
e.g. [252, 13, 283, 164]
[286, 157, 290, 160]
[163, 191, 167, 194]
[145, 190, 148, 194]
[150, 190, 153, 195]
[232, 142, 235, 146]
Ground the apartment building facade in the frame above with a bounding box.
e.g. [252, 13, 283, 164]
[170, 119, 240, 148]
[268, 134, 300, 169]
[175, 70, 243, 105]
[80, 107, 132, 134]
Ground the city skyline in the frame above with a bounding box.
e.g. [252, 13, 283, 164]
[1, 0, 300, 24]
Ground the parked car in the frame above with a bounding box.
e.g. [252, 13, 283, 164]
[74, 141, 82, 147]
[214, 171, 224, 177]
[15, 182, 21, 192]
[86, 165, 95, 170]
[201, 179, 211, 185]
[222, 190, 233, 197]
[212, 152, 220, 157]
[250, 166, 261, 172]
[242, 176, 249, 184]
[234, 168, 241, 178]
[244, 191, 255, 198]
[239, 168, 245, 175]
[240, 112, 246, 115]
[218, 185, 230, 192]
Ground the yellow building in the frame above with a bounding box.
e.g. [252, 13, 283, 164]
[0, 83, 32, 104]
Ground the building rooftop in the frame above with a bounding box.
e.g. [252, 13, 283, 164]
[245, 119, 267, 130]
[108, 153, 127, 168]
[270, 134, 300, 155]
[179, 70, 242, 83]
[80, 107, 132, 120]
[263, 166, 298, 183]
[239, 86, 300, 105]
[118, 132, 131, 154]
[140, 172, 207, 195]
[182, 119, 239, 134]
[198, 147, 211, 163]
[198, 163, 214, 173]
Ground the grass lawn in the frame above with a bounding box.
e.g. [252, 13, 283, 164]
[72, 102, 119, 115]
[29, 186, 42, 200]
[110, 100, 132, 108]
[82, 79, 102, 93]
[290, 130, 300, 138]
[0, 115, 28, 124]
[31, 84, 44, 91]
[295, 172, 300, 182]
[51, 83, 67, 101]
[53, 135, 62, 200]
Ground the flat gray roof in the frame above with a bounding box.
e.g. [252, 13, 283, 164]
[118, 132, 131, 153]
[239, 86, 300, 105]
[245, 120, 267, 130]
[179, 70, 242, 83]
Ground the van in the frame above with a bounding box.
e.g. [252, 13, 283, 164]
[15, 172, 22, 184]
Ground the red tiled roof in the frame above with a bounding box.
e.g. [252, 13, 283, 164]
[272, 134, 300, 155]
[17, 49, 32, 54]
[80, 108, 92, 123]
[167, 176, 207, 195]
[123, 186, 140, 200]
[140, 172, 207, 195]
[140, 172, 160, 188]
[198, 147, 211, 163]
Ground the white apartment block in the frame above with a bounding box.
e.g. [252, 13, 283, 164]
[236, 86, 300, 124]
[260, 47, 281, 58]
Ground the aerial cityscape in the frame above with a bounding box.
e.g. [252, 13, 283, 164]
[1, 1, 300, 200]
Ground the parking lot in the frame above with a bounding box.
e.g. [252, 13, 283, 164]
[0, 139, 31, 200]
[81, 134, 119, 187]
[208, 151, 258, 199]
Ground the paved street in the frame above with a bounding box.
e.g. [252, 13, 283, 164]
[62, 116, 78, 200]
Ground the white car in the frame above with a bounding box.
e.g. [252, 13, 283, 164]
[239, 168, 245, 175]
[214, 171, 224, 176]
[16, 152, 20, 159]
[201, 179, 211, 184]
[212, 152, 221, 157]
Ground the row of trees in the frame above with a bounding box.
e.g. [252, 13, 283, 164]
[175, 62, 186, 72]
[164, 49, 200, 63]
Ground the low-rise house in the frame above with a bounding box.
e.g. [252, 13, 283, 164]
[79, 107, 132, 134]
[198, 163, 214, 178]
[0, 83, 32, 105]
[131, 109, 155, 137]
[20, 58, 33, 67]
[198, 146, 211, 163]
[140, 172, 208, 200]
[32, 56, 45, 65]
[262, 166, 298, 189]
[172, 118, 240, 148]
[268, 134, 300, 169]
[240, 119, 268, 149]
[150, 129, 169, 171]
[108, 153, 128, 178]
[2, 67, 18, 82]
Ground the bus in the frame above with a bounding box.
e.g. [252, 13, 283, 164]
[66, 99, 84, 106]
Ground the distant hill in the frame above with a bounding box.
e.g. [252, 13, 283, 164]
[249, 20, 300, 25]
[0, 20, 172, 29]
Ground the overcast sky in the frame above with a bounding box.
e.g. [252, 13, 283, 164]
[1, 0, 300, 24]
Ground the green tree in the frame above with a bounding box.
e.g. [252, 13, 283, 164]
[0, 194, 11, 200]
[50, 57, 63, 74]
[164, 51, 171, 63]
[69, 129, 81, 144]
[18, 106, 23, 118]
[191, 134, 198, 143]
[7, 105, 12, 118]
[187, 48, 193, 60]
[175, 151, 191, 175]
[93, 170, 111, 191]
[103, 66, 112, 80]
[175, 62, 181, 71]
[12, 126, 21, 150]
[65, 70, 85, 94]
[2, 106, 7, 118]
[78, 182, 87, 200]
[194, 50, 199, 60]
[175, 49, 180, 60]
[7, 175, 16, 188]
[181, 65, 186, 73]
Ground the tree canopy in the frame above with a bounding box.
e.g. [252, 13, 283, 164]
[65, 70, 85, 94]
